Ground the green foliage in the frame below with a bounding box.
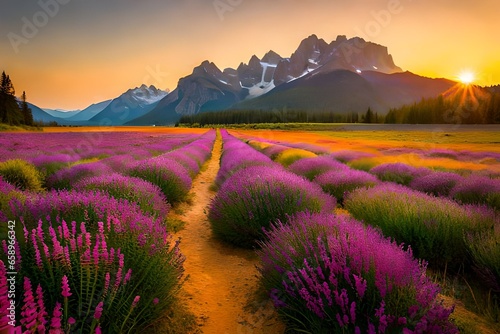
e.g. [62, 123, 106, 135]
[347, 158, 378, 171]
[385, 91, 500, 125]
[344, 184, 495, 270]
[465, 228, 500, 293]
[274, 149, 317, 167]
[179, 109, 362, 126]
[0, 159, 43, 192]
[0, 71, 34, 126]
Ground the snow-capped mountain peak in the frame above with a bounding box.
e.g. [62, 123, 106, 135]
[125, 84, 169, 105]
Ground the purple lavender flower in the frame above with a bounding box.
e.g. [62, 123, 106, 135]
[94, 301, 104, 320]
[329, 150, 377, 163]
[61, 275, 72, 298]
[370, 163, 431, 185]
[257, 212, 457, 333]
[315, 169, 379, 202]
[450, 175, 500, 210]
[129, 156, 192, 204]
[74, 173, 170, 218]
[209, 165, 336, 248]
[288, 156, 350, 181]
[345, 183, 496, 268]
[409, 171, 463, 196]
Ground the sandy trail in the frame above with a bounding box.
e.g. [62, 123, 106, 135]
[171, 132, 284, 334]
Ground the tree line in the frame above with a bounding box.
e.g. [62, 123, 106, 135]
[385, 88, 500, 124]
[178, 108, 373, 126]
[0, 71, 34, 126]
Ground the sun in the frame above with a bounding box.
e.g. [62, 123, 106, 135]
[458, 71, 475, 84]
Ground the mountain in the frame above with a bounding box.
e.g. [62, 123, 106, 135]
[130, 35, 419, 125]
[233, 70, 455, 113]
[43, 108, 81, 119]
[89, 85, 168, 125]
[27, 103, 64, 123]
[66, 100, 112, 122]
[129, 62, 242, 125]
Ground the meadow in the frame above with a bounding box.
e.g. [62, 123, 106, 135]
[0, 125, 499, 333]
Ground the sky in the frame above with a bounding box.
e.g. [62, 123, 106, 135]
[0, 0, 498, 110]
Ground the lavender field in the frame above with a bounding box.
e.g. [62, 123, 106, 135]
[0, 128, 499, 333]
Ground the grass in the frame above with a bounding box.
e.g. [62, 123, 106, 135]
[148, 296, 200, 334]
[0, 123, 43, 132]
[166, 217, 188, 233]
[432, 271, 500, 332]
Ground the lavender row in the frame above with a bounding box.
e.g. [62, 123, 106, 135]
[1, 186, 184, 332]
[209, 130, 335, 247]
[0, 131, 218, 331]
[0, 132, 200, 163]
[128, 130, 215, 204]
[258, 212, 457, 333]
[368, 162, 500, 210]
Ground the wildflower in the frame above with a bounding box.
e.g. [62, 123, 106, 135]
[61, 275, 72, 298]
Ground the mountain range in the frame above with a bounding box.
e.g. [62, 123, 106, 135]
[33, 34, 461, 125]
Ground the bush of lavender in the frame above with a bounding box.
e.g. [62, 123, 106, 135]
[0, 177, 25, 224]
[329, 150, 377, 163]
[1, 217, 183, 332]
[409, 171, 463, 197]
[46, 161, 113, 190]
[450, 176, 500, 211]
[129, 157, 192, 204]
[315, 169, 379, 203]
[73, 173, 170, 218]
[465, 228, 500, 293]
[370, 163, 430, 186]
[31, 153, 77, 179]
[215, 131, 274, 187]
[345, 183, 496, 270]
[0, 159, 43, 192]
[209, 165, 335, 248]
[288, 156, 349, 181]
[7, 192, 184, 331]
[258, 212, 457, 333]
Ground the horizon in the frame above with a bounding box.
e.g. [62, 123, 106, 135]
[1, 0, 499, 110]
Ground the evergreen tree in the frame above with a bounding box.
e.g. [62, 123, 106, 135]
[364, 107, 373, 123]
[21, 91, 34, 126]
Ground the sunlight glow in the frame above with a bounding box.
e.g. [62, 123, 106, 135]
[458, 71, 475, 84]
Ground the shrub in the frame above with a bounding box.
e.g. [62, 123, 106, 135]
[450, 176, 500, 211]
[261, 144, 290, 159]
[73, 173, 170, 218]
[46, 161, 112, 190]
[258, 212, 458, 333]
[409, 171, 463, 197]
[465, 228, 500, 292]
[370, 163, 430, 186]
[288, 156, 349, 181]
[315, 169, 379, 203]
[129, 157, 191, 204]
[275, 148, 317, 167]
[7, 192, 184, 331]
[347, 158, 378, 172]
[209, 165, 336, 248]
[215, 132, 273, 187]
[0, 159, 43, 192]
[329, 150, 377, 163]
[31, 153, 77, 178]
[344, 183, 496, 270]
[0, 176, 25, 224]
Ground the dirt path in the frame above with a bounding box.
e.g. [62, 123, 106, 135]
[171, 132, 284, 334]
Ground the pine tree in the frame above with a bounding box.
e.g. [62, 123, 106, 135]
[364, 107, 373, 123]
[21, 91, 34, 126]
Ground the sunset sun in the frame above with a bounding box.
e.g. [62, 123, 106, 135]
[458, 71, 475, 84]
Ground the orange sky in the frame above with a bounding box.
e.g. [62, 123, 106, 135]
[1, 0, 498, 110]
